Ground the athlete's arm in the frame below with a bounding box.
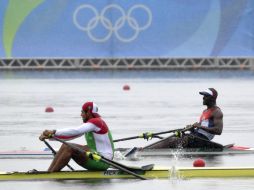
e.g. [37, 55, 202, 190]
[54, 122, 100, 140]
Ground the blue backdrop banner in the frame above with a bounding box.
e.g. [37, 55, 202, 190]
[0, 0, 254, 58]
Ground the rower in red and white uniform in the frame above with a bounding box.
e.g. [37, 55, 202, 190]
[39, 102, 114, 172]
[145, 88, 223, 149]
[187, 88, 223, 147]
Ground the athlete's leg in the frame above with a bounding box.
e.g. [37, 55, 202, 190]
[48, 143, 72, 172]
[71, 144, 90, 166]
[71, 144, 109, 171]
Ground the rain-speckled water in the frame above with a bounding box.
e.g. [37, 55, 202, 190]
[1, 70, 254, 189]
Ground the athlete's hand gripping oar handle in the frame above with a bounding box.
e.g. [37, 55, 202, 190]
[43, 140, 75, 171]
[52, 137, 147, 180]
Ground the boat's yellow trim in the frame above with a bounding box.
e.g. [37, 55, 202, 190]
[1, 167, 254, 181]
[176, 167, 254, 178]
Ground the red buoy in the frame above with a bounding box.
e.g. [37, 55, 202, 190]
[123, 85, 130, 91]
[45, 106, 54, 112]
[193, 158, 205, 167]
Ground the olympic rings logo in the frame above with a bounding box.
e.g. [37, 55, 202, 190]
[73, 4, 152, 43]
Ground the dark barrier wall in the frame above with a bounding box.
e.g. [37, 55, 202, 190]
[0, 0, 254, 58]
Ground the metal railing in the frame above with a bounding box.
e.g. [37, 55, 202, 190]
[0, 58, 253, 70]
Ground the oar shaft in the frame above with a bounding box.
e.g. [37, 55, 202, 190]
[153, 128, 183, 136]
[98, 157, 147, 180]
[113, 128, 185, 142]
[143, 134, 175, 149]
[113, 136, 140, 142]
[143, 127, 193, 149]
[124, 127, 194, 157]
[43, 140, 57, 155]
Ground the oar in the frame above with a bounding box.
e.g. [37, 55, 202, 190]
[43, 140, 75, 171]
[124, 126, 194, 157]
[52, 136, 147, 180]
[113, 128, 184, 142]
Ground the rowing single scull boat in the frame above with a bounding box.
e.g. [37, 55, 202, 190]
[118, 145, 254, 157]
[1, 166, 254, 181]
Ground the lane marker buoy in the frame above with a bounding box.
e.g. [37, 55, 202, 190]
[123, 85, 130, 91]
[193, 158, 205, 167]
[45, 106, 54, 112]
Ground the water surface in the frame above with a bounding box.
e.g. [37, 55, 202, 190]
[0, 70, 254, 189]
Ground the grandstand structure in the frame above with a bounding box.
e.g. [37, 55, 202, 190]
[0, 58, 253, 70]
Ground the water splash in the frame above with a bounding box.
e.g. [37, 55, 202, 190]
[169, 147, 184, 182]
[113, 150, 126, 160]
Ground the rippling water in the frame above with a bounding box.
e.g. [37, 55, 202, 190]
[0, 70, 254, 189]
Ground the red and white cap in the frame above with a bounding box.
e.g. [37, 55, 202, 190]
[82, 102, 100, 117]
[199, 88, 218, 99]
